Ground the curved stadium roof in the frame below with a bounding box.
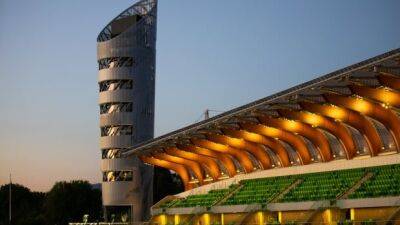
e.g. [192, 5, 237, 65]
[125, 48, 400, 190]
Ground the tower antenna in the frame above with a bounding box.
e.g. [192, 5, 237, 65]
[204, 109, 210, 120]
[9, 173, 11, 225]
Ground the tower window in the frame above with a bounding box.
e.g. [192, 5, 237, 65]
[103, 171, 133, 182]
[102, 149, 125, 159]
[100, 103, 132, 114]
[101, 125, 133, 136]
[99, 80, 133, 92]
[98, 57, 134, 70]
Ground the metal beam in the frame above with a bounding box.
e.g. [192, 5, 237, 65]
[206, 133, 272, 169]
[191, 139, 256, 173]
[324, 93, 400, 152]
[179, 145, 237, 177]
[221, 128, 291, 167]
[300, 101, 383, 156]
[240, 123, 312, 164]
[152, 153, 205, 185]
[278, 109, 356, 159]
[258, 116, 333, 162]
[165, 147, 221, 181]
[139, 156, 192, 190]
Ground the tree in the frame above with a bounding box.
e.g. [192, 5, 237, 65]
[0, 183, 45, 225]
[43, 180, 102, 225]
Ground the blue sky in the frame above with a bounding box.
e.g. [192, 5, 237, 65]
[0, 0, 399, 191]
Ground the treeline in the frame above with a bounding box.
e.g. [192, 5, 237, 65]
[0, 180, 102, 225]
[0, 167, 183, 225]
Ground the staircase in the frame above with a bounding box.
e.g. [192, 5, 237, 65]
[183, 212, 199, 225]
[385, 199, 400, 225]
[182, 207, 204, 225]
[270, 179, 303, 203]
[303, 201, 328, 224]
[339, 172, 374, 199]
[214, 183, 244, 206]
[152, 195, 180, 209]
[234, 204, 260, 225]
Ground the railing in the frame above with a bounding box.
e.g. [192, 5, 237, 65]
[70, 223, 156, 225]
[70, 220, 400, 225]
[385, 198, 400, 225]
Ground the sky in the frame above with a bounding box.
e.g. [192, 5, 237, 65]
[0, 0, 399, 192]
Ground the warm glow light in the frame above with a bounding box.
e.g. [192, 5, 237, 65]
[203, 213, 210, 225]
[226, 136, 245, 147]
[188, 177, 199, 184]
[278, 212, 282, 223]
[160, 214, 167, 225]
[377, 89, 398, 104]
[353, 85, 400, 106]
[209, 141, 228, 151]
[203, 174, 213, 182]
[283, 119, 300, 131]
[326, 209, 332, 223]
[261, 125, 281, 137]
[242, 131, 263, 142]
[350, 209, 355, 221]
[381, 103, 389, 109]
[174, 215, 180, 225]
[303, 112, 323, 126]
[257, 211, 264, 225]
[325, 105, 346, 119]
[350, 98, 371, 113]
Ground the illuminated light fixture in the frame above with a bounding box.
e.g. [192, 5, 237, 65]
[272, 164, 276, 168]
[311, 124, 317, 128]
[378, 86, 386, 90]
[290, 161, 294, 164]
[356, 150, 360, 154]
[188, 177, 199, 184]
[311, 158, 315, 161]
[274, 137, 279, 140]
[203, 174, 213, 182]
[218, 172, 229, 180]
[352, 94, 363, 99]
[333, 154, 336, 158]
[381, 103, 389, 109]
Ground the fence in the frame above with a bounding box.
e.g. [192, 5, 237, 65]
[69, 220, 400, 225]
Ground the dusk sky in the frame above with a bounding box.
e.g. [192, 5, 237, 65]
[0, 0, 399, 192]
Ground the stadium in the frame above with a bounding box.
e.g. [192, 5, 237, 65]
[94, 0, 400, 224]
[140, 48, 400, 225]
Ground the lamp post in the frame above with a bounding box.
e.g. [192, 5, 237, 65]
[9, 173, 11, 225]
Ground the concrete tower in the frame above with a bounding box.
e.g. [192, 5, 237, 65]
[97, 0, 157, 222]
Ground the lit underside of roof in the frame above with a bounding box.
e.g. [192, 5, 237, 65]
[124, 48, 400, 190]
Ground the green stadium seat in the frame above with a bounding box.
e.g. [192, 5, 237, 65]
[160, 164, 400, 209]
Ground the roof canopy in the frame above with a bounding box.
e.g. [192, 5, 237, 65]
[125, 48, 400, 190]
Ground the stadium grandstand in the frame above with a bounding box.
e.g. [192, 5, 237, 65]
[124, 48, 400, 225]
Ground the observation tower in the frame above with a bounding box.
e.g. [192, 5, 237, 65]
[96, 0, 157, 221]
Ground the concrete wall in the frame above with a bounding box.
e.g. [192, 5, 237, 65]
[152, 206, 400, 225]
